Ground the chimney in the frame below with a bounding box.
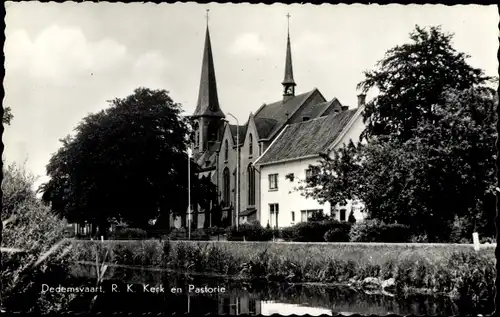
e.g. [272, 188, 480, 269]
[341, 106, 349, 112]
[357, 94, 366, 107]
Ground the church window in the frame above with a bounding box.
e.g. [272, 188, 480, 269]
[249, 134, 253, 155]
[223, 168, 230, 207]
[224, 140, 229, 161]
[247, 164, 256, 205]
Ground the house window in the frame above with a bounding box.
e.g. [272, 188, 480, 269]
[236, 297, 241, 315]
[300, 209, 320, 222]
[247, 164, 256, 205]
[259, 143, 262, 155]
[302, 116, 310, 121]
[249, 299, 257, 315]
[291, 211, 295, 222]
[268, 174, 278, 190]
[223, 168, 230, 207]
[269, 204, 279, 228]
[249, 134, 253, 155]
[340, 209, 346, 221]
[305, 169, 312, 180]
[224, 140, 229, 161]
[223, 298, 230, 315]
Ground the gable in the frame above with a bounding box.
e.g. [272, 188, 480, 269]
[254, 88, 321, 141]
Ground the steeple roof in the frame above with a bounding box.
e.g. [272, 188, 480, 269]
[282, 15, 296, 87]
[193, 25, 225, 118]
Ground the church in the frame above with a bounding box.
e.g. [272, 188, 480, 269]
[181, 16, 366, 229]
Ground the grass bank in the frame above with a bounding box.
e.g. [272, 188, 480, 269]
[70, 240, 495, 302]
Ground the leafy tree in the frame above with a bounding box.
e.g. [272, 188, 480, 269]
[358, 25, 489, 141]
[301, 25, 497, 242]
[40, 88, 212, 234]
[297, 140, 362, 208]
[2, 163, 73, 313]
[340, 87, 496, 241]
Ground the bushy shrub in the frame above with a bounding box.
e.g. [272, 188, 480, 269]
[227, 221, 273, 241]
[1, 163, 75, 313]
[281, 220, 351, 242]
[109, 227, 148, 240]
[166, 227, 210, 240]
[324, 228, 350, 242]
[349, 219, 411, 242]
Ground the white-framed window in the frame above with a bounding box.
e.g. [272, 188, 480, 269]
[269, 203, 279, 228]
[268, 173, 278, 190]
[300, 209, 320, 222]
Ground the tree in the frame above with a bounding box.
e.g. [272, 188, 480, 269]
[298, 140, 362, 208]
[2, 163, 72, 313]
[358, 25, 489, 141]
[40, 88, 209, 233]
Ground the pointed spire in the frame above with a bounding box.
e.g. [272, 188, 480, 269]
[282, 13, 296, 97]
[193, 10, 225, 118]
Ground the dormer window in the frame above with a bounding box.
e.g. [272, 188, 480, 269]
[302, 116, 310, 122]
[249, 134, 253, 155]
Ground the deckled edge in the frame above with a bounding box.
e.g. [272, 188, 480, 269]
[495, 5, 500, 317]
[1, 1, 498, 317]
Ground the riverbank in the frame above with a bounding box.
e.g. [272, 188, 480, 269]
[70, 240, 496, 302]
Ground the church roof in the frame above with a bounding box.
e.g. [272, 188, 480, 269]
[254, 108, 359, 166]
[193, 26, 225, 118]
[254, 117, 278, 139]
[229, 124, 248, 145]
[254, 89, 318, 139]
[282, 32, 296, 86]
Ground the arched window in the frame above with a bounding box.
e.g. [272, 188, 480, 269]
[249, 134, 253, 155]
[224, 140, 229, 161]
[223, 168, 230, 207]
[247, 164, 255, 206]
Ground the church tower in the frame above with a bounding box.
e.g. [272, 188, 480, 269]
[192, 10, 225, 153]
[282, 13, 296, 101]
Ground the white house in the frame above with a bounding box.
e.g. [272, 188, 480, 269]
[254, 96, 367, 228]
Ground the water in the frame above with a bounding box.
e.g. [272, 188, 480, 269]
[63, 263, 492, 315]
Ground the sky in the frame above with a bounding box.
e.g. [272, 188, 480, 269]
[3, 2, 498, 190]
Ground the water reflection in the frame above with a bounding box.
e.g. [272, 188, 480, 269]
[67, 263, 492, 315]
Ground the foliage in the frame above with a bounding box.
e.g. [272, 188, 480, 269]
[348, 210, 356, 224]
[301, 25, 497, 242]
[349, 219, 412, 242]
[166, 227, 210, 241]
[1, 163, 75, 313]
[2, 106, 13, 125]
[109, 228, 148, 240]
[73, 239, 496, 308]
[226, 221, 273, 241]
[297, 141, 361, 207]
[281, 220, 351, 242]
[39, 87, 216, 231]
[358, 25, 489, 141]
[323, 228, 350, 242]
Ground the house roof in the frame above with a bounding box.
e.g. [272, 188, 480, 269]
[255, 108, 359, 166]
[254, 89, 318, 139]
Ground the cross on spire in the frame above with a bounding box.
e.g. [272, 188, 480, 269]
[286, 12, 291, 32]
[205, 9, 210, 26]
